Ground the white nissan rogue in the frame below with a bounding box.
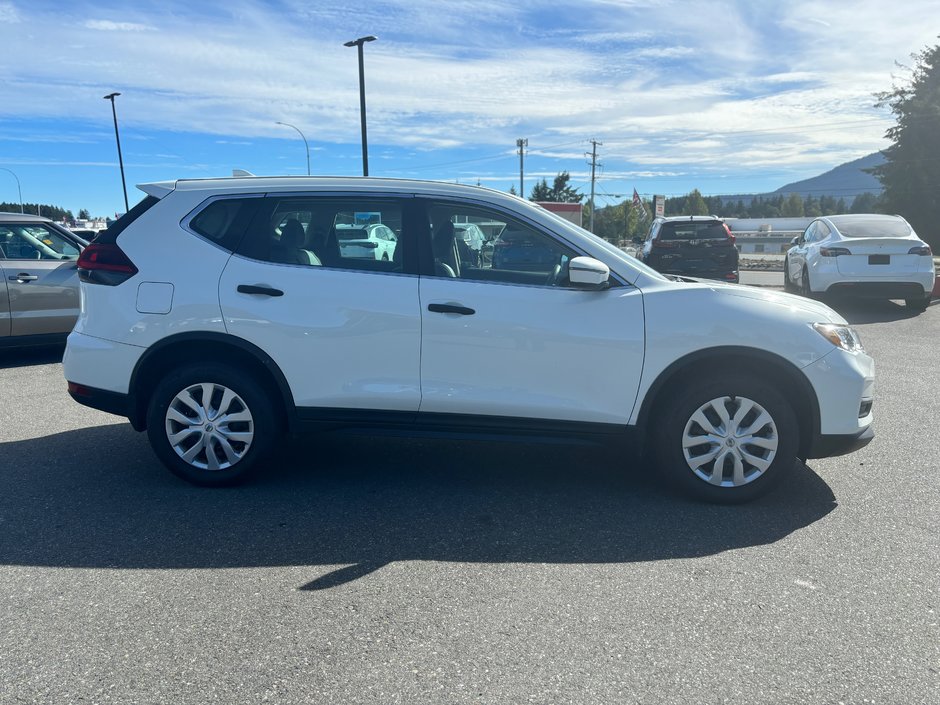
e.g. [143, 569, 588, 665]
[64, 177, 874, 502]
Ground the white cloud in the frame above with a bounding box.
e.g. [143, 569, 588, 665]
[0, 0, 937, 181]
[84, 19, 155, 32]
[0, 2, 20, 23]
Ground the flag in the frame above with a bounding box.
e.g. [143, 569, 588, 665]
[632, 188, 649, 219]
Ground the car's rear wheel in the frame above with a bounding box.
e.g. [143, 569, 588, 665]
[905, 293, 931, 312]
[146, 364, 277, 486]
[654, 374, 799, 503]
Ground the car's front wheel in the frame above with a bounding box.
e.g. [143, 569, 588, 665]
[654, 374, 799, 503]
[783, 257, 796, 292]
[799, 266, 814, 298]
[146, 364, 278, 486]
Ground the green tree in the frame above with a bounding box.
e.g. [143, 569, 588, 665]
[508, 184, 518, 196]
[529, 171, 583, 203]
[529, 178, 552, 201]
[850, 192, 880, 213]
[78, 208, 91, 220]
[782, 193, 804, 217]
[873, 41, 940, 248]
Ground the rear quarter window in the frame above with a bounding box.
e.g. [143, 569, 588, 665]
[187, 197, 261, 252]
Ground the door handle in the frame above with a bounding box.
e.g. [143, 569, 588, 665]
[428, 303, 475, 316]
[9, 273, 39, 282]
[237, 284, 284, 297]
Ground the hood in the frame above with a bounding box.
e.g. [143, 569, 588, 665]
[672, 277, 847, 324]
[719, 283, 846, 324]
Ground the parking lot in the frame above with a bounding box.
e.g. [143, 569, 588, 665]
[1, 296, 937, 704]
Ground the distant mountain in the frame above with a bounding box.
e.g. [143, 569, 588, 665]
[773, 152, 885, 199]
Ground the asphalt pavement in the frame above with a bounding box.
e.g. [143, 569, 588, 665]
[1, 297, 938, 704]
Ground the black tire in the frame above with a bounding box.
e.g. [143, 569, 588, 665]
[653, 374, 799, 503]
[904, 294, 931, 312]
[783, 258, 796, 292]
[146, 363, 278, 486]
[799, 266, 814, 298]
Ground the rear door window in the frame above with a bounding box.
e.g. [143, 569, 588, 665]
[236, 197, 409, 273]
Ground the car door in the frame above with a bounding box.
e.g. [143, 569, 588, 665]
[218, 194, 422, 414]
[0, 272, 9, 339]
[788, 222, 814, 283]
[416, 199, 645, 425]
[0, 222, 82, 337]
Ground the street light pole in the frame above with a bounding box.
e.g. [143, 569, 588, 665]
[344, 35, 377, 177]
[103, 92, 129, 213]
[0, 167, 24, 213]
[276, 121, 311, 175]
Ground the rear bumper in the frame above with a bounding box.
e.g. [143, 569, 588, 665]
[824, 281, 930, 299]
[67, 381, 133, 420]
[807, 424, 874, 458]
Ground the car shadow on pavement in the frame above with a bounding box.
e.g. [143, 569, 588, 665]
[823, 297, 932, 324]
[0, 344, 65, 369]
[0, 423, 837, 591]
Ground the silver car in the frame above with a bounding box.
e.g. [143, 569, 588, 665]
[0, 212, 87, 347]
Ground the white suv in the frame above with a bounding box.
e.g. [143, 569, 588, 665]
[64, 177, 874, 502]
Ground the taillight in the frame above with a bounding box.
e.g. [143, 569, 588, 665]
[723, 224, 736, 244]
[819, 247, 852, 257]
[908, 245, 932, 256]
[77, 242, 138, 285]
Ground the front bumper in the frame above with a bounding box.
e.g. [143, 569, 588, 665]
[807, 424, 874, 459]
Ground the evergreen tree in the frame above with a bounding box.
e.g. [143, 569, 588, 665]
[873, 41, 940, 247]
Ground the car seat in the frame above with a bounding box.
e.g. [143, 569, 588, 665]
[272, 219, 320, 266]
[432, 221, 459, 277]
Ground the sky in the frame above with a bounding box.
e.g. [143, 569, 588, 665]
[0, 0, 936, 218]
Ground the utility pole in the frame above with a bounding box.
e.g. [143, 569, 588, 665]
[586, 139, 602, 233]
[516, 138, 527, 197]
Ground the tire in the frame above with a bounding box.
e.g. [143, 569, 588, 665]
[799, 266, 814, 298]
[654, 374, 799, 503]
[146, 363, 278, 486]
[904, 294, 931, 312]
[783, 258, 796, 292]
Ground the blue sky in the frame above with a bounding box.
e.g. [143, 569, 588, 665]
[0, 0, 935, 218]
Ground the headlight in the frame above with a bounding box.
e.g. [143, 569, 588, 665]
[813, 323, 864, 352]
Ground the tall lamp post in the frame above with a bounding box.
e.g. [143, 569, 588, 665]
[276, 121, 311, 175]
[103, 92, 129, 213]
[0, 167, 24, 213]
[343, 35, 377, 177]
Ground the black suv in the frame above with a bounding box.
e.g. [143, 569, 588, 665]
[635, 215, 739, 283]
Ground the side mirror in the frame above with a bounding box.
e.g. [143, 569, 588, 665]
[790, 236, 799, 246]
[568, 256, 610, 289]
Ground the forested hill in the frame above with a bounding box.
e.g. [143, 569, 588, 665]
[772, 152, 884, 199]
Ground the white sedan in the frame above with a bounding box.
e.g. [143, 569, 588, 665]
[785, 214, 935, 311]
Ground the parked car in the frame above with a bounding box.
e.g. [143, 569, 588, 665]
[0, 212, 86, 348]
[635, 215, 739, 283]
[785, 214, 934, 311]
[452, 222, 486, 265]
[64, 177, 874, 503]
[335, 223, 398, 261]
[490, 227, 559, 272]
